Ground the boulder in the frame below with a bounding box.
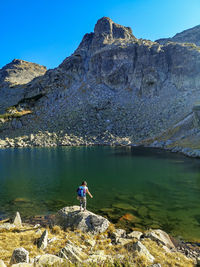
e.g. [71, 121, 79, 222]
[84, 239, 96, 247]
[11, 264, 33, 267]
[13, 212, 22, 228]
[36, 254, 65, 266]
[0, 223, 15, 230]
[196, 257, 200, 266]
[55, 206, 110, 234]
[0, 260, 6, 267]
[37, 230, 48, 250]
[10, 248, 29, 265]
[125, 241, 155, 263]
[144, 229, 175, 249]
[110, 228, 126, 239]
[127, 231, 143, 240]
[59, 242, 87, 263]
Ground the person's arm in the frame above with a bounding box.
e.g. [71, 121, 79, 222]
[86, 188, 93, 198]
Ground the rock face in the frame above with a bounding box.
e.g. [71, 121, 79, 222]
[0, 59, 46, 113]
[55, 206, 110, 234]
[0, 17, 200, 153]
[0, 59, 46, 87]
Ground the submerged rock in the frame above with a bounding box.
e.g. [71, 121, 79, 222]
[55, 206, 110, 234]
[112, 203, 136, 210]
[119, 213, 141, 223]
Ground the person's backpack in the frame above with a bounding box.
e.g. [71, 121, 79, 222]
[77, 186, 86, 197]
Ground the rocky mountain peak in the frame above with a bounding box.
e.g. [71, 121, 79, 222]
[94, 17, 134, 40]
[74, 17, 136, 54]
[0, 59, 47, 87]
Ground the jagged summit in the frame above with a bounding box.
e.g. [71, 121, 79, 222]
[74, 17, 136, 53]
[94, 17, 135, 39]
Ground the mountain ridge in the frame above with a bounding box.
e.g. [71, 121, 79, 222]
[0, 17, 200, 157]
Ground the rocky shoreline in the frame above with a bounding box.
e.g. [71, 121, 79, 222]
[0, 130, 200, 160]
[0, 206, 199, 266]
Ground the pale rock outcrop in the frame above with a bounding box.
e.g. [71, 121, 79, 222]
[36, 254, 65, 266]
[127, 230, 143, 240]
[55, 206, 110, 234]
[144, 229, 175, 249]
[84, 239, 96, 247]
[110, 228, 127, 244]
[13, 212, 22, 228]
[0, 260, 6, 267]
[11, 264, 33, 267]
[58, 242, 87, 263]
[0, 223, 15, 230]
[125, 241, 155, 263]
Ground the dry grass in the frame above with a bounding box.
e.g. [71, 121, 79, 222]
[142, 238, 194, 267]
[0, 223, 196, 267]
[0, 224, 67, 265]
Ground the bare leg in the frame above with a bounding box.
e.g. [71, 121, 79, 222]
[83, 197, 87, 211]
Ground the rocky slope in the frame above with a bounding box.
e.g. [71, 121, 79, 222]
[0, 208, 197, 266]
[0, 17, 200, 156]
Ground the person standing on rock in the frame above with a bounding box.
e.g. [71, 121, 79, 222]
[77, 181, 93, 211]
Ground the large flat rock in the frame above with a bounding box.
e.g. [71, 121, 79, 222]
[54, 206, 110, 234]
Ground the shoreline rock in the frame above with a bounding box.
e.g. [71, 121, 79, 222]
[54, 206, 110, 234]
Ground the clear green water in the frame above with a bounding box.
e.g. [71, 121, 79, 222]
[1, 146, 200, 241]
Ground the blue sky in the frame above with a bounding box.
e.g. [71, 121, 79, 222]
[1, 0, 200, 69]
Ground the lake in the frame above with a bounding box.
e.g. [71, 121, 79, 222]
[0, 146, 200, 241]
